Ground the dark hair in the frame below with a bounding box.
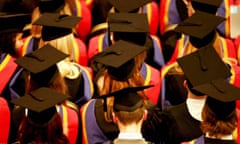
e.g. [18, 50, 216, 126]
[17, 114, 69, 144]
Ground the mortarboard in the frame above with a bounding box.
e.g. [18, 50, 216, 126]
[93, 40, 148, 80]
[177, 45, 231, 88]
[175, 11, 225, 48]
[108, 13, 149, 45]
[0, 12, 31, 33]
[108, 0, 152, 13]
[38, 0, 65, 13]
[96, 85, 153, 112]
[33, 13, 81, 41]
[195, 79, 240, 119]
[191, 0, 223, 14]
[108, 13, 149, 33]
[15, 44, 68, 86]
[11, 87, 69, 125]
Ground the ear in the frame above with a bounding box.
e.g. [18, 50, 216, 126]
[183, 80, 187, 88]
[142, 110, 148, 121]
[112, 112, 118, 123]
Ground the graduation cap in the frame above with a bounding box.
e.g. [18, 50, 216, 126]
[108, 0, 152, 13]
[33, 13, 81, 41]
[191, 0, 223, 14]
[195, 79, 240, 119]
[108, 13, 149, 33]
[0, 12, 31, 33]
[96, 85, 153, 112]
[11, 87, 69, 125]
[175, 11, 225, 48]
[108, 13, 149, 45]
[177, 45, 231, 88]
[15, 44, 68, 86]
[38, 0, 65, 13]
[93, 40, 148, 80]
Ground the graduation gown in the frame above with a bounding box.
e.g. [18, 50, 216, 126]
[81, 99, 165, 144]
[162, 102, 203, 143]
[182, 136, 237, 144]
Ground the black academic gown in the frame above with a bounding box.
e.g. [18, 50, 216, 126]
[162, 102, 203, 143]
[205, 137, 237, 144]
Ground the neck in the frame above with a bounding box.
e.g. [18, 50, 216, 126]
[118, 121, 143, 133]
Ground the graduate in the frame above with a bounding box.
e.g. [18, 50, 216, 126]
[11, 45, 80, 144]
[162, 45, 232, 143]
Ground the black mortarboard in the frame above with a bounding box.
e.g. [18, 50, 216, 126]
[175, 11, 225, 47]
[15, 44, 68, 86]
[0, 12, 31, 33]
[195, 78, 240, 119]
[11, 87, 69, 125]
[33, 13, 81, 41]
[177, 46, 231, 88]
[38, 0, 65, 13]
[191, 0, 223, 14]
[108, 13, 149, 33]
[96, 85, 153, 112]
[93, 40, 147, 80]
[108, 0, 152, 13]
[108, 13, 149, 45]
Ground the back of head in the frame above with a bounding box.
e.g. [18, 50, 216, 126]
[191, 0, 223, 14]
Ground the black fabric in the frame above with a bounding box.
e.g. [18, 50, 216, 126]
[204, 137, 237, 144]
[95, 99, 119, 140]
[165, 74, 187, 105]
[9, 106, 25, 143]
[161, 30, 181, 63]
[162, 102, 203, 143]
[64, 74, 83, 105]
[142, 101, 168, 143]
[144, 35, 162, 69]
[176, 0, 189, 21]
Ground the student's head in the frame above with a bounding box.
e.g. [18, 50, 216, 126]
[177, 45, 231, 91]
[12, 87, 69, 144]
[93, 41, 149, 121]
[191, 0, 223, 15]
[96, 86, 151, 124]
[192, 77, 240, 138]
[0, 13, 31, 57]
[15, 44, 69, 94]
[107, 13, 149, 46]
[175, 11, 225, 48]
[201, 98, 237, 138]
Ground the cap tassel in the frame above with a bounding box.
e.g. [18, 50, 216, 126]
[198, 50, 208, 71]
[26, 53, 44, 62]
[211, 81, 225, 93]
[30, 93, 44, 102]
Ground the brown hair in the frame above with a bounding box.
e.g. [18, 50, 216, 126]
[114, 106, 145, 125]
[17, 114, 69, 144]
[26, 72, 69, 95]
[201, 104, 237, 138]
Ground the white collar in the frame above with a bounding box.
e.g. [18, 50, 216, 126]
[186, 98, 206, 121]
[118, 133, 143, 139]
[206, 133, 233, 140]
